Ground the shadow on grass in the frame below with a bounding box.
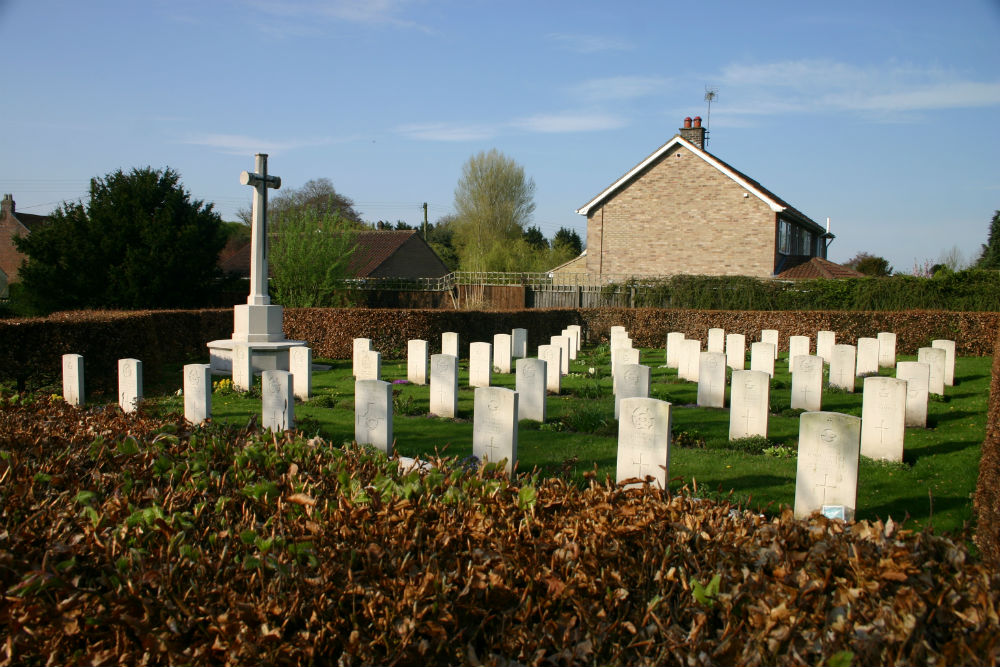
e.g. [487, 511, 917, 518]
[904, 440, 972, 464]
[862, 495, 972, 529]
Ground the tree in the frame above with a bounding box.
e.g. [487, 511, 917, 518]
[427, 215, 459, 271]
[14, 166, 226, 311]
[269, 209, 357, 307]
[976, 210, 1000, 269]
[845, 251, 893, 277]
[452, 149, 536, 271]
[523, 225, 548, 251]
[552, 227, 583, 256]
[238, 178, 363, 228]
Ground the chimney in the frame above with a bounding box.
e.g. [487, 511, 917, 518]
[679, 116, 705, 150]
[1, 194, 13, 217]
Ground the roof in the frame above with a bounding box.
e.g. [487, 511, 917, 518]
[774, 256, 864, 280]
[348, 230, 420, 277]
[548, 249, 587, 274]
[576, 134, 827, 235]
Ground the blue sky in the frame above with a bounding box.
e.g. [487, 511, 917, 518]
[3, 0, 999, 274]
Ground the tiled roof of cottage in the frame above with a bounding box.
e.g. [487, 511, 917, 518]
[774, 256, 864, 280]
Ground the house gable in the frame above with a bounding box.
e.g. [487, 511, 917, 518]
[0, 195, 49, 283]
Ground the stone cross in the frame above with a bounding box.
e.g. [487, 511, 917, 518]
[240, 153, 281, 306]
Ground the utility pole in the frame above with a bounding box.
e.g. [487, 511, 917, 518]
[422, 202, 428, 239]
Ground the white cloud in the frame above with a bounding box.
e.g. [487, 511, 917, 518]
[239, 0, 427, 30]
[181, 133, 331, 155]
[568, 75, 670, 103]
[395, 122, 497, 142]
[512, 112, 626, 133]
[548, 33, 633, 54]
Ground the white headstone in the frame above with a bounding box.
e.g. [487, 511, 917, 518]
[429, 354, 458, 418]
[679, 338, 702, 382]
[612, 346, 640, 392]
[566, 324, 582, 354]
[877, 332, 897, 368]
[537, 344, 562, 394]
[761, 329, 779, 359]
[707, 328, 725, 354]
[356, 349, 381, 382]
[442, 331, 460, 359]
[516, 358, 547, 422]
[610, 325, 627, 346]
[855, 337, 879, 376]
[352, 338, 372, 378]
[493, 333, 513, 373]
[816, 330, 836, 365]
[289, 345, 312, 401]
[355, 379, 393, 455]
[895, 361, 930, 428]
[617, 397, 672, 489]
[725, 333, 745, 371]
[262, 369, 293, 432]
[665, 332, 685, 369]
[697, 351, 726, 408]
[917, 347, 946, 395]
[829, 344, 857, 392]
[473, 386, 518, 474]
[469, 342, 493, 388]
[860, 376, 907, 462]
[750, 342, 775, 377]
[183, 363, 212, 424]
[791, 355, 823, 412]
[615, 363, 650, 419]
[794, 412, 861, 521]
[788, 336, 811, 373]
[550, 335, 571, 375]
[511, 328, 528, 359]
[561, 328, 578, 361]
[62, 353, 84, 407]
[231, 342, 253, 392]
[729, 370, 770, 439]
[118, 358, 142, 414]
[931, 339, 956, 386]
[405, 339, 428, 385]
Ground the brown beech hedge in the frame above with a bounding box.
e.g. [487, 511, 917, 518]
[1, 395, 998, 666]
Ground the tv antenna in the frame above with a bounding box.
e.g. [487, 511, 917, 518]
[704, 86, 718, 147]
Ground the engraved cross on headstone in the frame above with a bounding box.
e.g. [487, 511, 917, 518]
[240, 153, 281, 306]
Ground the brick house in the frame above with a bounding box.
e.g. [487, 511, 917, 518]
[573, 117, 834, 279]
[0, 194, 50, 290]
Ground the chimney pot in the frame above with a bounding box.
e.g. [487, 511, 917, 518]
[693, 116, 702, 128]
[683, 117, 692, 129]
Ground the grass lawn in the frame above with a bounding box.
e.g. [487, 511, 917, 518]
[142, 345, 990, 535]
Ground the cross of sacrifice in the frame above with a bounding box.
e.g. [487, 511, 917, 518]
[240, 154, 281, 306]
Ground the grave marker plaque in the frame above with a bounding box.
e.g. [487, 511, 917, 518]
[616, 397, 672, 489]
[729, 370, 770, 439]
[750, 342, 775, 377]
[469, 342, 493, 388]
[511, 328, 528, 359]
[289, 345, 312, 401]
[829, 344, 857, 392]
[931, 339, 956, 386]
[856, 337, 879, 376]
[794, 412, 861, 521]
[566, 325, 582, 355]
[473, 386, 518, 474]
[232, 342, 253, 392]
[537, 344, 562, 394]
[493, 333, 513, 373]
[877, 332, 897, 368]
[355, 379, 393, 455]
[352, 338, 372, 379]
[262, 369, 294, 432]
[697, 352, 726, 408]
[726, 333, 745, 371]
[817, 330, 836, 365]
[666, 332, 685, 369]
[118, 358, 143, 414]
[761, 329, 779, 359]
[550, 335, 571, 375]
[356, 349, 381, 382]
[615, 363, 650, 419]
[791, 354, 823, 412]
[407, 339, 429, 385]
[895, 361, 930, 428]
[516, 358, 547, 422]
[429, 354, 458, 418]
[612, 346, 640, 392]
[679, 339, 702, 382]
[918, 347, 946, 395]
[707, 328, 725, 354]
[788, 336, 811, 374]
[442, 331, 460, 359]
[183, 363, 211, 424]
[860, 376, 907, 462]
[62, 353, 84, 407]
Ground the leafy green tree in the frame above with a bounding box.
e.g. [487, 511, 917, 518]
[427, 215, 459, 271]
[239, 178, 363, 228]
[14, 166, 226, 311]
[845, 252, 893, 276]
[976, 210, 1000, 269]
[452, 149, 536, 271]
[269, 208, 358, 307]
[523, 225, 548, 251]
[553, 227, 583, 256]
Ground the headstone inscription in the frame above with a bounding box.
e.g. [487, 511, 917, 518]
[550, 335, 571, 375]
[183, 363, 212, 424]
[612, 346, 640, 392]
[860, 376, 907, 462]
[356, 350, 381, 382]
[697, 351, 726, 408]
[895, 361, 929, 428]
[917, 347, 946, 395]
[352, 338, 372, 379]
[829, 344, 857, 392]
[791, 354, 823, 412]
[473, 386, 518, 474]
[750, 342, 775, 377]
[877, 332, 897, 368]
[707, 328, 725, 354]
[665, 332, 685, 369]
[537, 345, 562, 394]
[493, 333, 513, 373]
[355, 379, 393, 455]
[289, 345, 312, 401]
[232, 342, 253, 392]
[429, 354, 458, 418]
[469, 342, 493, 388]
[118, 358, 143, 414]
[787, 336, 810, 374]
[262, 369, 293, 432]
[442, 331, 460, 359]
[616, 397, 672, 489]
[794, 411, 861, 521]
[816, 330, 836, 365]
[407, 339, 429, 385]
[511, 328, 528, 359]
[615, 363, 650, 419]
[62, 353, 84, 407]
[761, 329, 779, 359]
[931, 339, 956, 386]
[725, 333, 746, 371]
[729, 370, 769, 439]
[516, 358, 547, 422]
[855, 337, 880, 376]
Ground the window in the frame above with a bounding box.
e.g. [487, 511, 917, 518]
[778, 220, 790, 254]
